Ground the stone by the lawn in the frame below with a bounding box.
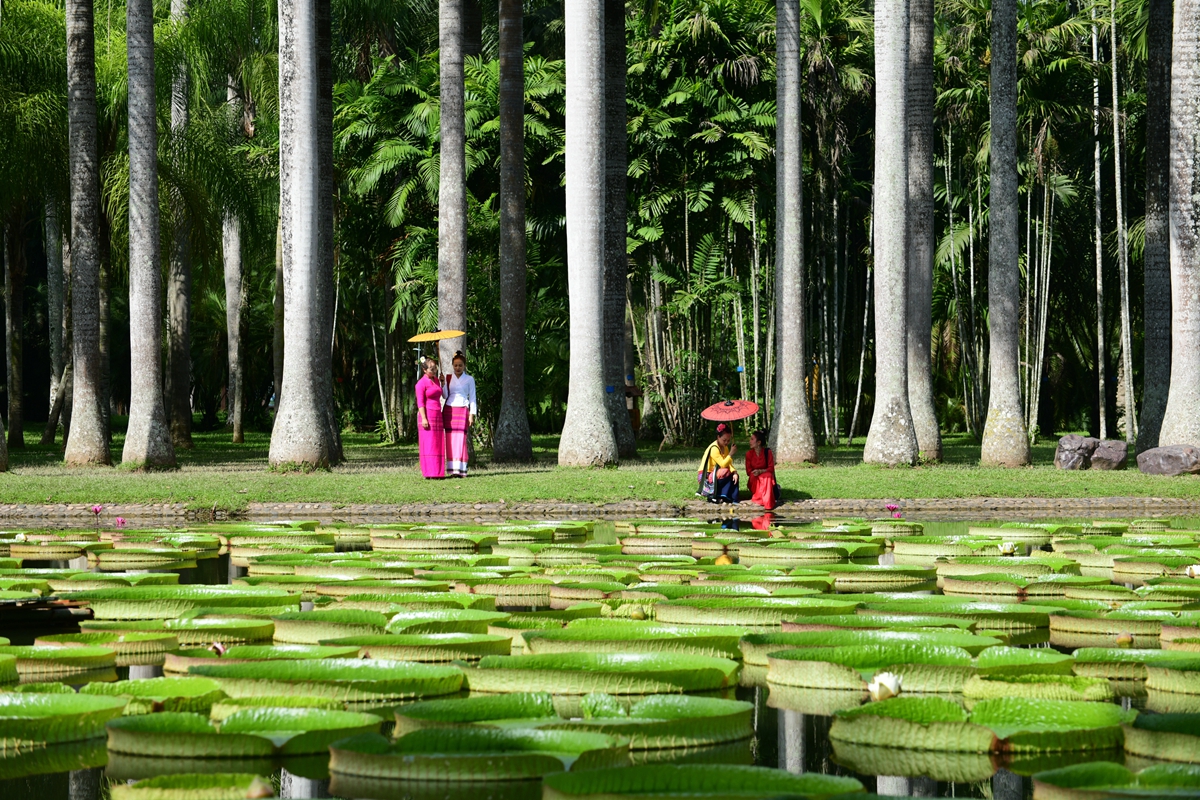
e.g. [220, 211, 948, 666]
[1090, 439, 1129, 471]
[1055, 434, 1099, 470]
[1137, 445, 1200, 477]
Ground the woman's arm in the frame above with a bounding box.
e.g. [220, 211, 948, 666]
[713, 449, 734, 471]
[468, 375, 477, 420]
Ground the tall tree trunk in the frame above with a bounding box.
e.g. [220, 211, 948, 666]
[980, 0, 1030, 466]
[437, 0, 467, 369]
[904, 0, 940, 461]
[1111, 9, 1136, 443]
[44, 240, 75, 443]
[1091, 15, 1108, 440]
[1139, 0, 1173, 451]
[1159, 0, 1200, 445]
[273, 213, 284, 411]
[269, 0, 343, 467]
[122, 0, 176, 468]
[771, 0, 817, 463]
[603, 0, 637, 458]
[5, 218, 26, 450]
[558, 0, 617, 466]
[167, 0, 193, 448]
[865, 0, 917, 465]
[492, 0, 533, 462]
[45, 201, 64, 415]
[63, 0, 110, 466]
[223, 211, 244, 442]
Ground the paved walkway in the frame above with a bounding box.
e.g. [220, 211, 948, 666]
[1, 496, 1199, 523]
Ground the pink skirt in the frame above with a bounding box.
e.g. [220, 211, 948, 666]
[444, 406, 470, 477]
[418, 403, 445, 478]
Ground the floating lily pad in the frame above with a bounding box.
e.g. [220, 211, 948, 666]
[460, 653, 740, 695]
[80, 677, 227, 715]
[189, 658, 464, 702]
[0, 692, 127, 747]
[540, 764, 862, 800]
[323, 633, 513, 661]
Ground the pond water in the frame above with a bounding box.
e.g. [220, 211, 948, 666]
[0, 515, 1196, 799]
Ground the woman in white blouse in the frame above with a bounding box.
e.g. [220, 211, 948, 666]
[442, 351, 477, 477]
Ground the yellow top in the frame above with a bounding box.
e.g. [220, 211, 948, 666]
[698, 441, 734, 474]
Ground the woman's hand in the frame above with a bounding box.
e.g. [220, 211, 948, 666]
[420, 412, 430, 430]
[469, 414, 475, 427]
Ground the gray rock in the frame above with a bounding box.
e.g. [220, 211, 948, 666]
[1090, 439, 1129, 471]
[1137, 445, 1200, 476]
[1055, 435, 1099, 470]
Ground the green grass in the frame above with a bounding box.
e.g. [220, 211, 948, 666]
[0, 423, 1194, 511]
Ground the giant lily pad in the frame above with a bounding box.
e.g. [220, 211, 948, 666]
[540, 764, 862, 800]
[108, 773, 276, 800]
[962, 674, 1114, 705]
[1122, 713, 1200, 763]
[0, 645, 116, 678]
[189, 658, 464, 702]
[106, 707, 381, 757]
[546, 694, 754, 750]
[34, 632, 178, 666]
[0, 692, 127, 747]
[80, 677, 227, 715]
[58, 587, 299, 620]
[460, 653, 739, 694]
[386, 610, 511, 635]
[329, 727, 628, 784]
[525, 622, 747, 659]
[653, 597, 859, 627]
[766, 643, 974, 692]
[393, 693, 559, 736]
[1032, 762, 1200, 799]
[323, 633, 512, 662]
[1144, 654, 1200, 695]
[739, 629, 1001, 665]
[271, 609, 390, 643]
[164, 644, 359, 675]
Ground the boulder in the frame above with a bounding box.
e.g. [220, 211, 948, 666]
[1090, 439, 1129, 471]
[1055, 435, 1099, 470]
[1136, 445, 1200, 477]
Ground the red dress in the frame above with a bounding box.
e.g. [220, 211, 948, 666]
[745, 447, 778, 510]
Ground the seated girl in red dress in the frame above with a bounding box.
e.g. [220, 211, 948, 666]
[744, 429, 780, 510]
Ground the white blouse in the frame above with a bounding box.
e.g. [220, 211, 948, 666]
[444, 373, 477, 414]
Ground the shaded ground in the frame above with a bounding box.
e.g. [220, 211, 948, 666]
[0, 422, 1193, 511]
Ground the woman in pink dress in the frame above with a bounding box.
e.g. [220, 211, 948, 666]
[415, 357, 445, 478]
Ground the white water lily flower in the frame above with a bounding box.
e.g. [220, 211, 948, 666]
[998, 542, 1018, 555]
[1186, 564, 1199, 579]
[868, 672, 902, 701]
[1116, 632, 1134, 648]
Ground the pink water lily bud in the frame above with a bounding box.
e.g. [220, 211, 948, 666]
[115, 517, 127, 528]
[892, 512, 903, 519]
[91, 505, 103, 515]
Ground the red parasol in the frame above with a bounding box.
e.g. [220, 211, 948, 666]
[701, 399, 760, 422]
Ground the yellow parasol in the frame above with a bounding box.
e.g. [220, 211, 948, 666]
[407, 329, 466, 343]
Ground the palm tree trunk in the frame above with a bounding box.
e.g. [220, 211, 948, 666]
[167, 0, 193, 449]
[1091, 15, 1108, 440]
[63, 0, 110, 466]
[5, 217, 26, 450]
[864, 0, 917, 465]
[1159, 0, 1200, 445]
[438, 0, 467, 368]
[492, 0, 533, 462]
[603, 0, 637, 458]
[1111, 9, 1136, 443]
[122, 0, 176, 468]
[980, 0, 1030, 466]
[558, 0, 618, 466]
[1138, 0, 1173, 451]
[905, 0, 940, 462]
[223, 211, 244, 443]
[273, 213, 284, 411]
[772, 0, 817, 463]
[269, 0, 343, 468]
[45, 201, 64, 416]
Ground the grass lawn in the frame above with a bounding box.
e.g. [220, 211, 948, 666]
[0, 420, 1195, 511]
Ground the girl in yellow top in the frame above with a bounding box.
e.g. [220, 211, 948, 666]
[696, 422, 739, 504]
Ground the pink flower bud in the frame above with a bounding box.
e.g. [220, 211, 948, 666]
[893, 512, 903, 519]
[91, 505, 102, 515]
[115, 517, 126, 528]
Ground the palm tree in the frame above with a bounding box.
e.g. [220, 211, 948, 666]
[438, 0, 467, 368]
[772, 0, 817, 464]
[905, 0, 940, 462]
[269, 0, 343, 468]
[63, 0, 110, 467]
[122, 0, 176, 468]
[5, 221, 25, 450]
[224, 208, 245, 443]
[1137, 0, 1172, 452]
[863, 0, 917, 466]
[979, 0, 1030, 466]
[559, 0, 619, 466]
[604, 0, 638, 458]
[168, 0, 194, 449]
[1159, 0, 1200, 446]
[492, 0, 534, 462]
